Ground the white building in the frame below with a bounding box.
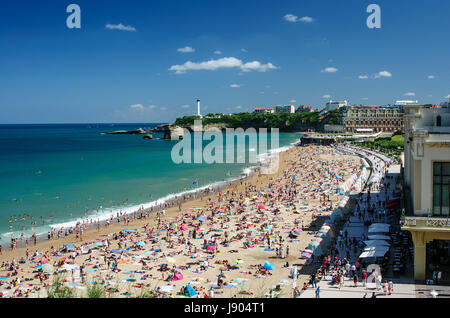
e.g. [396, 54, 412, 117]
[401, 103, 450, 281]
[275, 105, 295, 113]
[395, 100, 419, 106]
[325, 100, 348, 111]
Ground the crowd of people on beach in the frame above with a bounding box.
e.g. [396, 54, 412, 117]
[0, 144, 403, 298]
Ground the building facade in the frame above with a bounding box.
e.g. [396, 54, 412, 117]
[401, 103, 450, 281]
[275, 105, 295, 114]
[326, 100, 348, 111]
[253, 108, 275, 114]
[296, 105, 313, 113]
[339, 105, 404, 133]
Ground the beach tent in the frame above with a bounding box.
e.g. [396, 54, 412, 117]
[185, 285, 197, 297]
[307, 241, 321, 250]
[136, 241, 146, 247]
[368, 234, 391, 240]
[263, 261, 275, 270]
[330, 211, 343, 223]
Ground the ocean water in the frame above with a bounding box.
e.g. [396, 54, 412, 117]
[0, 123, 301, 244]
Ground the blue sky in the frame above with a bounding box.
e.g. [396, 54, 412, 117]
[1, 0, 450, 123]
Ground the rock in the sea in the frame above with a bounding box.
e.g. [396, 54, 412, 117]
[143, 134, 153, 140]
[106, 128, 147, 135]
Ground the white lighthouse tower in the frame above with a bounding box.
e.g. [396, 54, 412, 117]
[196, 98, 203, 118]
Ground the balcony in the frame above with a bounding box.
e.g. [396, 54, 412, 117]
[401, 215, 450, 231]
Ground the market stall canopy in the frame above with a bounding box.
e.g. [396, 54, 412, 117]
[363, 240, 390, 248]
[359, 248, 389, 258]
[368, 234, 391, 241]
[368, 223, 390, 234]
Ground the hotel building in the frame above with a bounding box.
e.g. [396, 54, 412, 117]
[338, 105, 404, 133]
[326, 100, 348, 111]
[401, 103, 450, 282]
[253, 108, 275, 114]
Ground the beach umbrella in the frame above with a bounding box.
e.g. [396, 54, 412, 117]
[93, 242, 103, 246]
[172, 273, 184, 281]
[233, 259, 244, 264]
[111, 249, 121, 254]
[181, 224, 188, 231]
[136, 241, 146, 247]
[122, 229, 136, 232]
[64, 244, 74, 248]
[293, 228, 302, 233]
[229, 232, 237, 238]
[35, 264, 42, 269]
[198, 217, 206, 222]
[185, 209, 192, 213]
[205, 245, 216, 251]
[258, 205, 266, 210]
[263, 261, 275, 270]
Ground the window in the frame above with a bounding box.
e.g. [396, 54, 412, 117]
[437, 115, 442, 127]
[433, 162, 450, 216]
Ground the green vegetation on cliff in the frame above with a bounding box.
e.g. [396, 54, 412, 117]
[173, 109, 339, 131]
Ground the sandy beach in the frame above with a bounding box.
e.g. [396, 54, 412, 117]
[0, 144, 363, 298]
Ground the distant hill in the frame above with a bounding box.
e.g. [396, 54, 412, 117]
[172, 110, 339, 132]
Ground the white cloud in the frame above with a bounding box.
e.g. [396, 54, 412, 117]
[177, 46, 195, 53]
[289, 99, 296, 103]
[361, 97, 369, 100]
[160, 106, 167, 111]
[241, 48, 248, 53]
[284, 14, 313, 23]
[105, 23, 136, 31]
[130, 104, 144, 110]
[230, 84, 240, 88]
[284, 14, 299, 22]
[404, 92, 415, 96]
[358, 75, 369, 79]
[299, 16, 314, 23]
[181, 105, 190, 108]
[236, 105, 242, 109]
[214, 50, 222, 55]
[445, 94, 450, 99]
[148, 105, 157, 109]
[428, 75, 435, 79]
[169, 57, 278, 74]
[374, 70, 392, 78]
[323, 94, 331, 99]
[321, 67, 338, 73]
[259, 91, 265, 94]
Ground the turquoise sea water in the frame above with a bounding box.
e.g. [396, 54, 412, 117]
[0, 124, 301, 243]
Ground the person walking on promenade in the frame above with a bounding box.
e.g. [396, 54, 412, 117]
[388, 281, 393, 295]
[353, 274, 358, 287]
[362, 270, 367, 287]
[315, 286, 320, 298]
[339, 274, 344, 290]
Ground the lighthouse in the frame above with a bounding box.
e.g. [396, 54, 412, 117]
[196, 99, 202, 118]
